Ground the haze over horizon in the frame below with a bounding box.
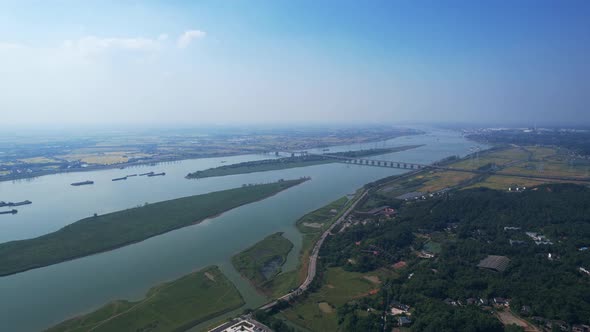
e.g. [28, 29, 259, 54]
[1, 0, 588, 127]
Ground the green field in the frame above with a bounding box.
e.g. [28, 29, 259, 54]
[377, 145, 590, 198]
[0, 179, 306, 276]
[186, 145, 423, 179]
[423, 240, 442, 254]
[296, 197, 349, 257]
[47, 266, 244, 332]
[279, 267, 388, 332]
[232, 232, 294, 293]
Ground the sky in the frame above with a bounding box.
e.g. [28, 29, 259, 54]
[0, 0, 589, 127]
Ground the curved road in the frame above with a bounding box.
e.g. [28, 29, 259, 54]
[260, 190, 367, 310]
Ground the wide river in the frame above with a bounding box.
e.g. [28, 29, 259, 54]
[0, 128, 481, 332]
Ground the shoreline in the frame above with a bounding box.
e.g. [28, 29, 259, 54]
[186, 144, 425, 179]
[46, 265, 246, 332]
[0, 133, 422, 183]
[0, 178, 310, 277]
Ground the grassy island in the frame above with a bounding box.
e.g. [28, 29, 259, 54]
[232, 232, 294, 293]
[186, 145, 423, 179]
[0, 179, 307, 276]
[46, 266, 244, 332]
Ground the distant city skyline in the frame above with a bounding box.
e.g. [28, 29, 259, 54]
[0, 0, 588, 126]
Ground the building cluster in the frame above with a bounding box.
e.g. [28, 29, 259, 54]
[442, 296, 510, 308]
[396, 188, 451, 202]
[507, 186, 526, 192]
[208, 317, 272, 332]
[532, 317, 590, 332]
[388, 301, 412, 327]
[504, 227, 554, 246]
[416, 250, 435, 259]
[340, 205, 398, 233]
[525, 232, 553, 245]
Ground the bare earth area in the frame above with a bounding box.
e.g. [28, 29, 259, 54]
[496, 310, 540, 332]
[318, 302, 334, 313]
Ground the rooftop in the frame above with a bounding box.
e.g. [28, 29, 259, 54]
[477, 255, 510, 272]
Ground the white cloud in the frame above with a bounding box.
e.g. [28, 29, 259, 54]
[62, 35, 164, 57]
[177, 30, 206, 49]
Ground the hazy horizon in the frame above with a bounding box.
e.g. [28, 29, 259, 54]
[1, 0, 589, 126]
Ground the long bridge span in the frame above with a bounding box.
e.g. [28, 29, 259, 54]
[279, 150, 590, 183]
[280, 150, 429, 170]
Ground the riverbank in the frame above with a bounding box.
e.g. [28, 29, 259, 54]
[46, 265, 244, 332]
[232, 232, 294, 295]
[1, 130, 423, 183]
[186, 145, 424, 179]
[0, 151, 244, 183]
[260, 195, 358, 301]
[0, 178, 308, 276]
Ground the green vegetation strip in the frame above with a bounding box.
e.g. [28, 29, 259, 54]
[187, 145, 423, 179]
[264, 196, 350, 298]
[47, 266, 244, 332]
[0, 179, 307, 276]
[232, 232, 294, 292]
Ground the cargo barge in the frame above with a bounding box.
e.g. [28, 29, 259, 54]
[139, 172, 154, 176]
[147, 172, 166, 177]
[112, 177, 127, 181]
[0, 209, 17, 215]
[71, 180, 94, 186]
[0, 200, 32, 207]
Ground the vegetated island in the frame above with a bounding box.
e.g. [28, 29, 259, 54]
[232, 232, 294, 295]
[0, 178, 308, 277]
[237, 197, 352, 300]
[186, 145, 424, 179]
[267, 196, 351, 298]
[46, 265, 244, 332]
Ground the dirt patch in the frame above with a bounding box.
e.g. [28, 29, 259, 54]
[204, 272, 216, 282]
[392, 261, 407, 270]
[302, 222, 322, 228]
[318, 302, 334, 313]
[363, 275, 381, 284]
[496, 311, 540, 332]
[353, 289, 379, 299]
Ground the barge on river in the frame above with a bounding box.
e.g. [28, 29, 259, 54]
[71, 180, 94, 186]
[0, 200, 32, 207]
[147, 172, 166, 177]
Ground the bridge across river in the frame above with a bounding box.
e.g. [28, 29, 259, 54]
[279, 150, 590, 183]
[280, 150, 429, 170]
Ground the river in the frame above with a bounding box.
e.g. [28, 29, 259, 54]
[0, 128, 481, 332]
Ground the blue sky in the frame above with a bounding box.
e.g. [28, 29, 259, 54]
[0, 0, 588, 126]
